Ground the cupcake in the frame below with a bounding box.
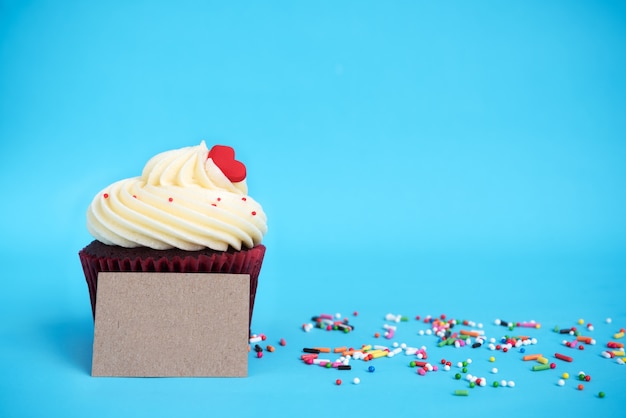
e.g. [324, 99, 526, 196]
[79, 141, 268, 330]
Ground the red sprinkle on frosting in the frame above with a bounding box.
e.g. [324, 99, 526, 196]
[103, 193, 109, 199]
[251, 211, 257, 216]
[168, 197, 173, 202]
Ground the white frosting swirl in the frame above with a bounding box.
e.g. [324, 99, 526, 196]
[86, 141, 267, 251]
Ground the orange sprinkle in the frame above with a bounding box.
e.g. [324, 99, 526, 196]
[333, 346, 347, 353]
[313, 347, 331, 353]
[522, 353, 543, 361]
[460, 330, 481, 337]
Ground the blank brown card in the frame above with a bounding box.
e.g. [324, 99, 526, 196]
[92, 272, 250, 377]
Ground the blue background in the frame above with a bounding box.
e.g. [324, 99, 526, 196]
[1, 1, 625, 416]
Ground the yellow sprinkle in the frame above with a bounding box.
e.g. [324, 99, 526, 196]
[489, 356, 495, 362]
[614, 331, 624, 339]
[562, 372, 570, 379]
[536, 356, 549, 365]
[369, 350, 388, 359]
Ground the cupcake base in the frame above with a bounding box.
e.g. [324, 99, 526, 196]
[79, 240, 266, 331]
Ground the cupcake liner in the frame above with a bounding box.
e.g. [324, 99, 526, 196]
[79, 241, 266, 330]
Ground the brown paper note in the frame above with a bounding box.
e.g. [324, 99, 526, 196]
[92, 272, 250, 377]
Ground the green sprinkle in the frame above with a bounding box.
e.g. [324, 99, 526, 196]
[493, 381, 499, 387]
[599, 392, 606, 398]
[455, 373, 462, 380]
[454, 389, 469, 396]
[532, 364, 551, 371]
[462, 367, 468, 373]
[469, 381, 476, 388]
[410, 361, 416, 367]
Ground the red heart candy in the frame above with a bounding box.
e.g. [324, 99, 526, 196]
[208, 145, 247, 182]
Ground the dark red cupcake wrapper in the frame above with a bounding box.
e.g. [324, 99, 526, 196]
[79, 243, 266, 331]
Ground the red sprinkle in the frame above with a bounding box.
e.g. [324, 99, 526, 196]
[251, 211, 257, 216]
[103, 193, 109, 199]
[555, 352, 573, 362]
[241, 197, 247, 201]
[168, 197, 173, 202]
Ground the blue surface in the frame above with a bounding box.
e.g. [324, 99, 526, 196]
[1, 1, 626, 417]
